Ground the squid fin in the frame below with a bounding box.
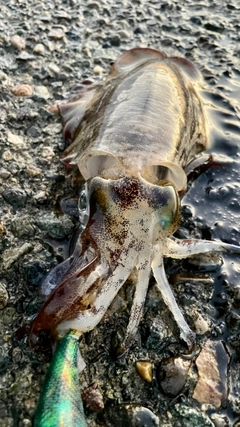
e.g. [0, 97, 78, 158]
[109, 47, 166, 76]
[58, 89, 96, 146]
[170, 56, 202, 81]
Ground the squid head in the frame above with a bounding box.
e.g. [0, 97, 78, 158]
[30, 174, 180, 349]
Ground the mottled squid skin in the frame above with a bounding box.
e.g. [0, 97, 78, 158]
[34, 333, 87, 427]
[30, 48, 240, 353]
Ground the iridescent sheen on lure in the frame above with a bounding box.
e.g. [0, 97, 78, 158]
[34, 333, 86, 427]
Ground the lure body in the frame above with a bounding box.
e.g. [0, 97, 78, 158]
[30, 48, 240, 353]
[34, 333, 87, 427]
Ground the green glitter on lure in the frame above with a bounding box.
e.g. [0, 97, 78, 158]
[34, 332, 87, 427]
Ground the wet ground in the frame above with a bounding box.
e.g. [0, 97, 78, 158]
[0, 0, 240, 426]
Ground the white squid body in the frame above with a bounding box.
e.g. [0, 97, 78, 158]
[30, 48, 240, 354]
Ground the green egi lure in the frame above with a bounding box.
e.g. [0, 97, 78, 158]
[34, 332, 87, 427]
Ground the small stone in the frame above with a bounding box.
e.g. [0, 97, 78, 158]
[2, 243, 33, 270]
[106, 404, 159, 427]
[33, 43, 45, 55]
[117, 30, 130, 40]
[82, 383, 104, 412]
[136, 361, 153, 383]
[26, 164, 41, 177]
[0, 70, 8, 81]
[43, 123, 62, 135]
[48, 62, 60, 74]
[193, 340, 229, 408]
[11, 217, 35, 238]
[35, 213, 74, 238]
[11, 35, 26, 51]
[41, 146, 55, 161]
[193, 312, 209, 335]
[34, 191, 46, 200]
[17, 51, 34, 60]
[158, 356, 191, 397]
[22, 419, 32, 426]
[7, 131, 25, 147]
[0, 168, 11, 179]
[49, 28, 65, 40]
[173, 404, 214, 427]
[11, 84, 33, 97]
[210, 413, 229, 427]
[2, 307, 16, 325]
[93, 65, 104, 75]
[0, 222, 6, 234]
[34, 86, 50, 100]
[146, 317, 170, 351]
[2, 151, 13, 161]
[110, 34, 121, 46]
[24, 261, 47, 286]
[0, 283, 9, 309]
[2, 187, 27, 208]
[26, 126, 41, 138]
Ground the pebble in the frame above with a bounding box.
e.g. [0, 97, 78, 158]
[24, 261, 48, 286]
[136, 361, 153, 383]
[105, 404, 159, 427]
[2, 243, 33, 270]
[0, 70, 8, 81]
[110, 34, 121, 46]
[17, 51, 34, 61]
[33, 85, 51, 100]
[26, 126, 41, 138]
[0, 283, 9, 309]
[7, 132, 25, 147]
[22, 419, 32, 427]
[193, 312, 210, 335]
[2, 151, 13, 161]
[117, 30, 130, 40]
[34, 190, 47, 200]
[193, 340, 229, 408]
[25, 164, 41, 177]
[0, 168, 11, 179]
[0, 222, 6, 235]
[48, 28, 65, 40]
[35, 213, 74, 238]
[145, 316, 170, 351]
[41, 146, 55, 161]
[173, 404, 214, 427]
[11, 84, 33, 97]
[43, 123, 62, 136]
[81, 383, 104, 412]
[11, 217, 35, 238]
[33, 43, 45, 55]
[48, 62, 60, 74]
[157, 356, 191, 397]
[11, 35, 26, 51]
[93, 65, 104, 74]
[2, 187, 27, 209]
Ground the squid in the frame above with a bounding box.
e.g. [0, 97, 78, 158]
[30, 48, 240, 356]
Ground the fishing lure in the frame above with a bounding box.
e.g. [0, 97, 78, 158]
[30, 47, 240, 355]
[34, 332, 87, 427]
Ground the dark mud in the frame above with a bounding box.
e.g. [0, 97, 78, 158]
[0, 0, 240, 426]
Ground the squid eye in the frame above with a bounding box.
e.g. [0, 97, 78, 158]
[78, 183, 89, 229]
[155, 183, 180, 234]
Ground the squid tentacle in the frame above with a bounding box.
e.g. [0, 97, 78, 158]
[166, 236, 240, 259]
[116, 250, 152, 355]
[152, 246, 196, 349]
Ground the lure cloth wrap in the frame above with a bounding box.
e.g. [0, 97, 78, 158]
[34, 333, 87, 427]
